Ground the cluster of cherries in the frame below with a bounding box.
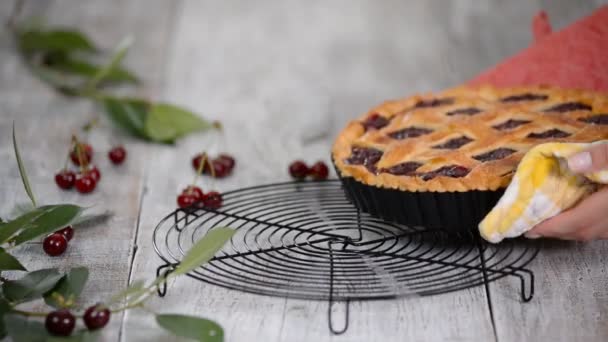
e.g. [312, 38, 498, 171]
[175, 152, 236, 209]
[288, 160, 329, 180]
[46, 304, 110, 337]
[54, 138, 127, 194]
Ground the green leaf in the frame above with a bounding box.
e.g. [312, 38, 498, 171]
[172, 228, 234, 277]
[102, 97, 149, 138]
[145, 103, 214, 143]
[44, 267, 89, 308]
[156, 314, 223, 342]
[0, 208, 45, 244]
[13, 123, 37, 208]
[87, 36, 132, 88]
[4, 314, 48, 342]
[18, 29, 95, 54]
[22, 61, 81, 95]
[0, 297, 12, 339]
[0, 248, 26, 271]
[2, 268, 62, 304]
[109, 279, 146, 305]
[52, 57, 138, 85]
[13, 204, 84, 245]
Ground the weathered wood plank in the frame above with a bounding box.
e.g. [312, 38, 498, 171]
[0, 0, 176, 340]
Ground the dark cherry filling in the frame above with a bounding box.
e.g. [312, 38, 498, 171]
[500, 93, 548, 102]
[381, 161, 422, 176]
[388, 127, 433, 140]
[492, 119, 531, 131]
[579, 114, 608, 125]
[543, 102, 592, 113]
[527, 129, 571, 139]
[345, 147, 383, 172]
[421, 165, 470, 181]
[446, 107, 482, 116]
[473, 148, 516, 162]
[414, 98, 454, 108]
[362, 113, 390, 130]
[433, 136, 473, 149]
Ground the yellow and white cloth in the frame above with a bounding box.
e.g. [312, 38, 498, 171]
[479, 141, 608, 243]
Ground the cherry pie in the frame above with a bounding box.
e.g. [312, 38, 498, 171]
[333, 85, 608, 192]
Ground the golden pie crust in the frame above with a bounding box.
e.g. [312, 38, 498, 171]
[332, 85, 608, 192]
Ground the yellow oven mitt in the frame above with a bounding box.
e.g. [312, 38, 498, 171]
[479, 141, 608, 243]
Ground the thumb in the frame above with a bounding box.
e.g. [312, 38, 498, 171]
[567, 142, 608, 173]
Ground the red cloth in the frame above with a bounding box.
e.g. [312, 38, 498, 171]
[532, 11, 552, 43]
[468, 6, 608, 92]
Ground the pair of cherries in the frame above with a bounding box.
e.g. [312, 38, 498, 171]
[46, 305, 110, 336]
[177, 186, 223, 209]
[192, 153, 235, 178]
[42, 225, 74, 256]
[289, 160, 329, 180]
[55, 143, 126, 194]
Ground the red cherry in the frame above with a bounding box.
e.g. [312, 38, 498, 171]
[56, 225, 74, 241]
[83, 304, 111, 330]
[108, 146, 127, 165]
[309, 161, 329, 180]
[55, 170, 76, 190]
[177, 193, 197, 208]
[183, 186, 204, 201]
[289, 160, 309, 180]
[75, 174, 96, 194]
[46, 309, 76, 336]
[70, 143, 93, 166]
[88, 166, 101, 182]
[192, 153, 212, 172]
[43, 233, 68, 256]
[203, 191, 223, 209]
[216, 154, 235, 170]
[210, 160, 230, 178]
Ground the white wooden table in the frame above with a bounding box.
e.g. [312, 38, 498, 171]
[1, 1, 607, 341]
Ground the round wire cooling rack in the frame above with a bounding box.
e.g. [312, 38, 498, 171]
[153, 180, 539, 334]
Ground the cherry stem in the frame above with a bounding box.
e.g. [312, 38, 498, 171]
[190, 152, 208, 189]
[72, 135, 88, 174]
[11, 308, 83, 319]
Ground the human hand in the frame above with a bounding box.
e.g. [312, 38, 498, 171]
[525, 142, 608, 241]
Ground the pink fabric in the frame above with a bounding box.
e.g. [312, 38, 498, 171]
[468, 6, 608, 92]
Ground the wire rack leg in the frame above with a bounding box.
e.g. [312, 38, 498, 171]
[328, 241, 350, 335]
[505, 266, 535, 302]
[156, 263, 175, 297]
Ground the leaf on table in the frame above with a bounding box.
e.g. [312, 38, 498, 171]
[172, 227, 234, 277]
[156, 314, 224, 342]
[0, 208, 45, 244]
[17, 29, 96, 54]
[2, 268, 62, 304]
[86, 36, 133, 89]
[51, 57, 139, 85]
[102, 97, 149, 138]
[12, 204, 84, 245]
[0, 248, 26, 271]
[22, 61, 81, 95]
[72, 210, 113, 229]
[144, 103, 215, 143]
[44, 267, 89, 308]
[13, 123, 37, 208]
